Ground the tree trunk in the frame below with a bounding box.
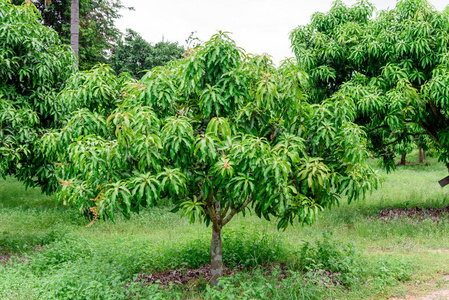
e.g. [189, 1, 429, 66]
[71, 0, 79, 58]
[400, 151, 406, 165]
[210, 226, 223, 286]
[419, 147, 424, 164]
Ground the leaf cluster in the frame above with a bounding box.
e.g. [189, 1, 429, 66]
[0, 0, 76, 193]
[45, 32, 379, 230]
[290, 0, 449, 169]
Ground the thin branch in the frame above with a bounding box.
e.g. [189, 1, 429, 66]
[418, 120, 441, 145]
[367, 124, 389, 133]
[373, 137, 402, 150]
[407, 132, 426, 137]
[428, 99, 449, 126]
[221, 204, 230, 221]
[221, 196, 252, 227]
[373, 131, 426, 150]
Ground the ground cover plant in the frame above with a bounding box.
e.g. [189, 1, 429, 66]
[290, 0, 449, 170]
[41, 31, 380, 284]
[1, 154, 449, 299]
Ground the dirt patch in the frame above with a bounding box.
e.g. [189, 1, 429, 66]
[0, 252, 30, 265]
[420, 290, 449, 299]
[376, 206, 449, 221]
[426, 249, 449, 254]
[0, 252, 11, 264]
[133, 263, 343, 288]
[390, 275, 449, 300]
[134, 263, 290, 287]
[391, 290, 449, 299]
[0, 245, 43, 265]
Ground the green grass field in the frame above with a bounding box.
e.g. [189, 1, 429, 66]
[1, 151, 449, 299]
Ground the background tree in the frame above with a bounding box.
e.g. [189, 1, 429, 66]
[43, 32, 379, 284]
[0, 0, 76, 193]
[290, 0, 449, 171]
[13, 0, 130, 70]
[110, 29, 185, 79]
[71, 0, 79, 57]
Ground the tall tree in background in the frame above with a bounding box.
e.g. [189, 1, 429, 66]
[110, 29, 185, 79]
[0, 0, 76, 193]
[13, 0, 129, 70]
[70, 0, 79, 58]
[290, 0, 449, 171]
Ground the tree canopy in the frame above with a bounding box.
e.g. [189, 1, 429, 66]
[13, 0, 129, 70]
[110, 29, 185, 79]
[43, 32, 379, 283]
[0, 0, 76, 193]
[290, 0, 449, 170]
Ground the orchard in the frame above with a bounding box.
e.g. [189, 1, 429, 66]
[1, 0, 449, 297]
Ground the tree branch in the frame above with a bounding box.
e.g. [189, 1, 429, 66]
[373, 131, 426, 150]
[418, 120, 441, 145]
[367, 124, 389, 133]
[204, 192, 220, 231]
[221, 204, 230, 221]
[373, 137, 402, 150]
[407, 132, 426, 137]
[221, 196, 252, 227]
[428, 99, 449, 126]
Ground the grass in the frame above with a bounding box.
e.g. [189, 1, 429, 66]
[1, 151, 449, 299]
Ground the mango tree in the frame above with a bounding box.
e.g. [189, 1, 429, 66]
[43, 32, 379, 284]
[0, 0, 75, 193]
[290, 0, 449, 171]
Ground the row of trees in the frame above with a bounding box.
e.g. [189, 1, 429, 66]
[15, 0, 185, 74]
[110, 29, 185, 79]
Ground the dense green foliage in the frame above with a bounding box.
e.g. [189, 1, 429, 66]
[290, 0, 449, 170]
[0, 0, 76, 193]
[13, 0, 129, 70]
[42, 32, 379, 281]
[110, 29, 185, 79]
[44, 32, 379, 227]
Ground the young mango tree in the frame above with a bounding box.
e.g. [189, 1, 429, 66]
[0, 0, 75, 193]
[290, 0, 449, 171]
[43, 32, 379, 284]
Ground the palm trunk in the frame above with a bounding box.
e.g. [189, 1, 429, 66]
[210, 226, 223, 286]
[71, 0, 79, 58]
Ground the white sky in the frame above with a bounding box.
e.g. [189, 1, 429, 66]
[116, 0, 448, 64]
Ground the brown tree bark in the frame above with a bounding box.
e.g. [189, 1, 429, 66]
[71, 0, 79, 58]
[206, 195, 251, 286]
[399, 151, 406, 165]
[419, 147, 424, 164]
[210, 226, 223, 286]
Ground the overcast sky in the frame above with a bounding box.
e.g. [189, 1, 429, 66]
[115, 0, 448, 64]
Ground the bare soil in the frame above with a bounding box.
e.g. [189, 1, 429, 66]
[390, 276, 449, 300]
[376, 206, 449, 221]
[134, 263, 290, 287]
